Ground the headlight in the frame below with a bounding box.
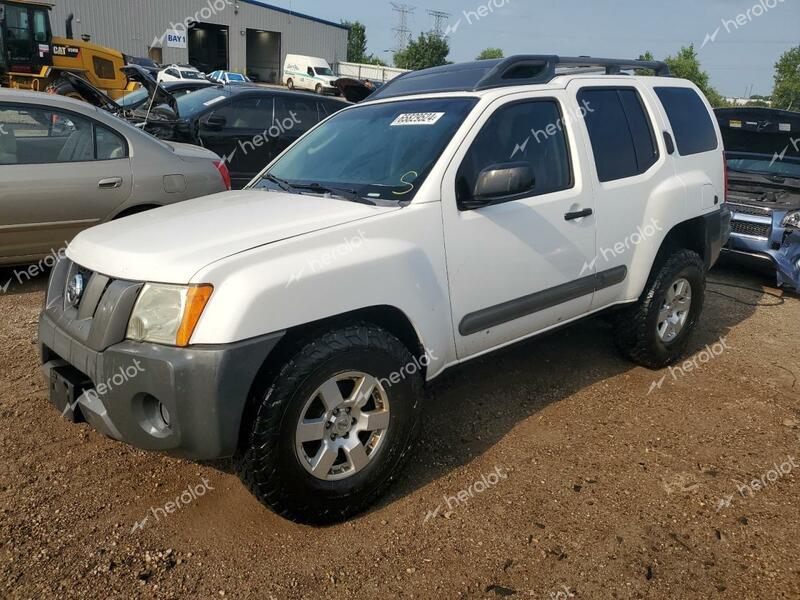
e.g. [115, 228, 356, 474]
[782, 211, 800, 230]
[126, 283, 213, 347]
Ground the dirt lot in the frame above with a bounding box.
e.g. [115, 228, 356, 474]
[1, 263, 799, 599]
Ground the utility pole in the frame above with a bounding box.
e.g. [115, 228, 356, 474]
[391, 2, 415, 53]
[427, 9, 451, 38]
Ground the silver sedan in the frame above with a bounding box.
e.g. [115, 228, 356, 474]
[0, 89, 229, 266]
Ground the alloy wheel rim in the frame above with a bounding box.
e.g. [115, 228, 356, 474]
[295, 371, 391, 481]
[657, 278, 692, 343]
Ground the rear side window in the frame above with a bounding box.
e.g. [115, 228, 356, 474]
[654, 87, 718, 156]
[578, 88, 659, 182]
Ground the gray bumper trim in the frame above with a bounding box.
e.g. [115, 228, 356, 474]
[39, 312, 284, 460]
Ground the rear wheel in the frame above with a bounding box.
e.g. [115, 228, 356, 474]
[235, 323, 424, 524]
[613, 249, 706, 369]
[286, 78, 294, 90]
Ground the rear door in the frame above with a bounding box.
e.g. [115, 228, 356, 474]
[269, 94, 322, 162]
[197, 93, 275, 188]
[566, 79, 678, 309]
[0, 102, 132, 261]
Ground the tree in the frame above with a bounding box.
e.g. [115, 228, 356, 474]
[772, 46, 800, 111]
[394, 33, 450, 71]
[343, 21, 368, 63]
[639, 47, 727, 107]
[477, 48, 504, 61]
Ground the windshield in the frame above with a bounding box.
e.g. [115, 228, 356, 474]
[227, 73, 246, 82]
[314, 67, 334, 77]
[119, 87, 150, 107]
[252, 97, 478, 202]
[728, 157, 800, 180]
[180, 70, 204, 80]
[175, 88, 229, 118]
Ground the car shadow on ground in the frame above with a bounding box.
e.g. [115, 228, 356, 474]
[372, 264, 791, 516]
[0, 264, 50, 296]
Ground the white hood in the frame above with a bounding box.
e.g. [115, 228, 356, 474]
[67, 191, 397, 283]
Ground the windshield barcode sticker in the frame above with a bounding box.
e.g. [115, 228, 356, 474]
[391, 112, 445, 126]
[779, 123, 791, 132]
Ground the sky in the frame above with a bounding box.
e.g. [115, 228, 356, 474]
[266, 0, 799, 97]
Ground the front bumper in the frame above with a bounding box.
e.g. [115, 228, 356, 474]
[723, 204, 800, 289]
[38, 258, 284, 460]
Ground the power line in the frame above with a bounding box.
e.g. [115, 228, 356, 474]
[427, 9, 451, 38]
[391, 2, 416, 53]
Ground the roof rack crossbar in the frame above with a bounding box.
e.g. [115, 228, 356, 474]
[474, 55, 670, 91]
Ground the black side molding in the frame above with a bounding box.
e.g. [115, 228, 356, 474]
[459, 266, 628, 336]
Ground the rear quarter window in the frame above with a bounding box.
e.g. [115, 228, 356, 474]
[655, 87, 718, 156]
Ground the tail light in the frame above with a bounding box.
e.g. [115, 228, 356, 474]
[722, 153, 728, 204]
[214, 160, 232, 190]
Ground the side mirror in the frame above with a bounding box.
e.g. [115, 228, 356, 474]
[203, 115, 226, 130]
[461, 162, 535, 210]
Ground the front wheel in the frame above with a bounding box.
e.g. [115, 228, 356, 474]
[613, 249, 706, 369]
[315, 83, 323, 95]
[286, 78, 294, 90]
[235, 323, 424, 524]
[47, 80, 85, 102]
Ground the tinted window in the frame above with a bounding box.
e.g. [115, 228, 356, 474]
[457, 100, 572, 207]
[95, 125, 127, 159]
[176, 88, 231, 118]
[579, 88, 659, 182]
[655, 87, 718, 156]
[0, 105, 122, 164]
[211, 96, 273, 129]
[274, 96, 320, 133]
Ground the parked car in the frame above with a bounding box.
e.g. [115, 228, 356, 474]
[0, 89, 230, 266]
[38, 55, 730, 524]
[207, 70, 251, 85]
[158, 64, 205, 82]
[137, 85, 347, 188]
[126, 56, 161, 78]
[283, 54, 340, 95]
[118, 79, 216, 112]
[716, 108, 800, 289]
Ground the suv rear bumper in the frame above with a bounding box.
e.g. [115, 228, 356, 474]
[704, 206, 732, 269]
[39, 311, 283, 460]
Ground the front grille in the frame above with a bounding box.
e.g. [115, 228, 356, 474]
[731, 220, 771, 239]
[728, 202, 773, 217]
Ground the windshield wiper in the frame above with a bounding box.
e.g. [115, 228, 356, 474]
[287, 182, 377, 205]
[262, 173, 293, 193]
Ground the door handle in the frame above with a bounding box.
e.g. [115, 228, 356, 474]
[98, 177, 123, 190]
[565, 208, 593, 221]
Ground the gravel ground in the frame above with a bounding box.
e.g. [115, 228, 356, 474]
[1, 263, 799, 599]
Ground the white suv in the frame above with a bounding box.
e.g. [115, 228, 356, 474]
[39, 56, 731, 523]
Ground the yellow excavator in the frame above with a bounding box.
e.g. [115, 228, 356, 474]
[0, 0, 137, 99]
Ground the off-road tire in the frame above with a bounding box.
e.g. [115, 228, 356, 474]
[48, 80, 85, 102]
[613, 249, 706, 369]
[235, 323, 424, 524]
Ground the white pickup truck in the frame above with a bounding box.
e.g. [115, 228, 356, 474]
[39, 55, 731, 523]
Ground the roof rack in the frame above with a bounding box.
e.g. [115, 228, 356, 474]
[369, 55, 671, 100]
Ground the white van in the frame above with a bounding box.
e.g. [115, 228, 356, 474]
[283, 54, 339, 95]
